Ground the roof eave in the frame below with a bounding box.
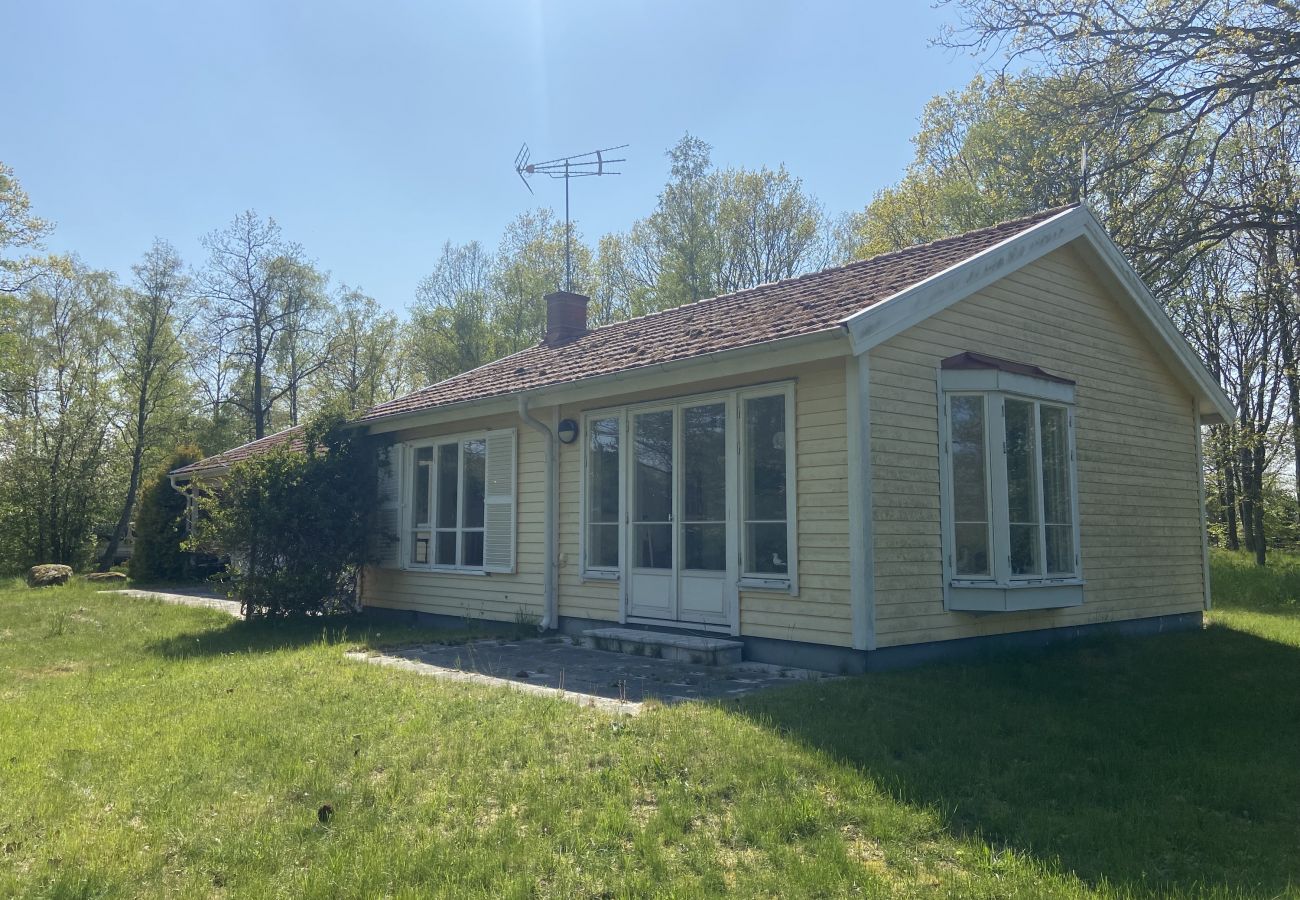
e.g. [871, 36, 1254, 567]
[363, 327, 852, 435]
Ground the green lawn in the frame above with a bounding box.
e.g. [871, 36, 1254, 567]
[1, 556, 1297, 898]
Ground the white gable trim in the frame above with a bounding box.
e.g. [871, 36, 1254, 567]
[840, 205, 1234, 424]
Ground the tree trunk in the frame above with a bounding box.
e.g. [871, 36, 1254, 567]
[1223, 460, 1240, 550]
[1253, 442, 1268, 566]
[1239, 444, 1256, 553]
[99, 420, 146, 571]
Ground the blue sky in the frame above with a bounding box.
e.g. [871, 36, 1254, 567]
[3, 1, 980, 310]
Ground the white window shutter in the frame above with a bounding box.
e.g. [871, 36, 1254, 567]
[483, 428, 517, 573]
[373, 444, 403, 568]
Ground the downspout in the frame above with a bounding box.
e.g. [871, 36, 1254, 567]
[518, 395, 559, 631]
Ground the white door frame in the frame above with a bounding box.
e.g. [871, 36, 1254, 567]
[620, 393, 735, 632]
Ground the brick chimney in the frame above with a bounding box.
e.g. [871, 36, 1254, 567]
[544, 291, 589, 345]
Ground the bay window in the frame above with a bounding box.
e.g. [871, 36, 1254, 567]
[940, 353, 1082, 611]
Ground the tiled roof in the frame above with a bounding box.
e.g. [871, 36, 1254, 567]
[172, 425, 305, 476]
[360, 205, 1076, 422]
[174, 205, 1076, 476]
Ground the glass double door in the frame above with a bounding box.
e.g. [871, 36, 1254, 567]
[628, 400, 732, 626]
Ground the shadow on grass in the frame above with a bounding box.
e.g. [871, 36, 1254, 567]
[734, 625, 1300, 898]
[145, 609, 518, 659]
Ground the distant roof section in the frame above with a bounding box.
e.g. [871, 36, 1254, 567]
[173, 205, 1079, 476]
[941, 351, 1076, 385]
[359, 205, 1078, 423]
[171, 425, 304, 477]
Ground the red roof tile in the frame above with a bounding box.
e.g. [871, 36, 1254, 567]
[172, 425, 305, 477]
[360, 205, 1075, 422]
[175, 205, 1076, 476]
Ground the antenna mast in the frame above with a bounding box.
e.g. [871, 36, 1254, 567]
[514, 143, 627, 292]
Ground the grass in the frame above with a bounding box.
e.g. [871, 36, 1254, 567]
[0, 561, 1297, 898]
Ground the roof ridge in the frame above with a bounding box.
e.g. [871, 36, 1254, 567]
[518, 203, 1083, 338]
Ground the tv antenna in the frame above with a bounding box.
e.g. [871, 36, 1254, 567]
[514, 143, 627, 292]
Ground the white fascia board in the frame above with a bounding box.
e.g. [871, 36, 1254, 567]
[841, 206, 1084, 353]
[364, 328, 851, 435]
[841, 205, 1235, 425]
[1071, 221, 1235, 424]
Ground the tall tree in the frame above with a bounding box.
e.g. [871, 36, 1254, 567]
[324, 286, 403, 411]
[604, 135, 830, 313]
[406, 241, 497, 386]
[98, 240, 192, 570]
[494, 210, 587, 354]
[0, 161, 51, 295]
[268, 255, 330, 427]
[198, 211, 304, 440]
[0, 258, 117, 569]
[941, 0, 1300, 243]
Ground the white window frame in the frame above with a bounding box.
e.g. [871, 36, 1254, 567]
[737, 383, 798, 592]
[576, 380, 798, 595]
[580, 409, 625, 580]
[938, 366, 1083, 612]
[401, 429, 491, 575]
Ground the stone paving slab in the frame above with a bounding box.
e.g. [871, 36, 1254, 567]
[349, 636, 831, 715]
[100, 588, 243, 618]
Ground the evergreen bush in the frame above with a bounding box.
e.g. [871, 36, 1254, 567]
[189, 411, 383, 619]
[129, 445, 203, 582]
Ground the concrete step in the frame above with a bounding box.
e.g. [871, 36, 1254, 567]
[581, 627, 743, 666]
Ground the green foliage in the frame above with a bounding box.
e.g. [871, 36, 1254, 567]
[0, 256, 120, 573]
[129, 445, 203, 582]
[189, 409, 382, 618]
[1211, 548, 1300, 611]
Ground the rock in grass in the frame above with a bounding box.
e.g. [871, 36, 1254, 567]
[83, 572, 127, 583]
[26, 565, 72, 588]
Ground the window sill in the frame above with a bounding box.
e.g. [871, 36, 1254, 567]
[581, 570, 620, 583]
[400, 565, 490, 577]
[947, 580, 1083, 612]
[951, 577, 1084, 589]
[739, 576, 794, 593]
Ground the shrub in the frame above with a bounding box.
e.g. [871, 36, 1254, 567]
[188, 411, 384, 619]
[129, 445, 203, 583]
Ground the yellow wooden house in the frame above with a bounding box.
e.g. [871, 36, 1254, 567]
[174, 204, 1233, 671]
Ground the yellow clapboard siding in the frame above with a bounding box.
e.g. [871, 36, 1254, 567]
[870, 242, 1205, 648]
[364, 415, 548, 619]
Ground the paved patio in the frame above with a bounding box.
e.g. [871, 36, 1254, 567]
[349, 636, 831, 715]
[100, 587, 243, 617]
[100, 588, 829, 714]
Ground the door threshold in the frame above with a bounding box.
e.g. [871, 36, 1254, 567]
[625, 615, 733, 636]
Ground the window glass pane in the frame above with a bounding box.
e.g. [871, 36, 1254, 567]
[587, 417, 620, 526]
[683, 403, 726, 523]
[1005, 399, 1041, 576]
[683, 523, 726, 571]
[412, 447, 432, 526]
[634, 411, 673, 525]
[954, 523, 989, 576]
[744, 395, 787, 522]
[949, 395, 989, 576]
[587, 523, 619, 568]
[462, 531, 484, 567]
[435, 531, 456, 566]
[412, 532, 430, 565]
[634, 523, 672, 568]
[746, 522, 789, 574]
[436, 443, 459, 529]
[1040, 405, 1074, 574]
[462, 439, 486, 529]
